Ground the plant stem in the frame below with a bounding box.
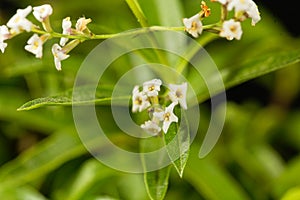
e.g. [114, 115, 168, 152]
[175, 33, 219, 75]
[31, 26, 185, 41]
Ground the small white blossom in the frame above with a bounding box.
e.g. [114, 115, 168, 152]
[33, 4, 53, 22]
[7, 5, 33, 34]
[220, 19, 242, 40]
[24, 34, 43, 58]
[141, 120, 161, 135]
[247, 1, 261, 26]
[227, 0, 250, 12]
[168, 82, 188, 110]
[183, 13, 203, 38]
[132, 86, 151, 112]
[227, 0, 261, 25]
[75, 17, 91, 32]
[143, 79, 162, 97]
[154, 102, 178, 133]
[60, 17, 72, 46]
[0, 25, 10, 53]
[51, 44, 70, 71]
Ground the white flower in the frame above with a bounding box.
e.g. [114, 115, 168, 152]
[154, 102, 178, 133]
[132, 86, 151, 112]
[60, 17, 72, 46]
[220, 19, 242, 40]
[0, 25, 10, 53]
[24, 34, 43, 58]
[51, 44, 70, 71]
[168, 82, 188, 110]
[227, 0, 251, 12]
[75, 17, 91, 32]
[183, 13, 203, 38]
[141, 120, 161, 135]
[227, 0, 261, 25]
[33, 4, 53, 22]
[7, 5, 33, 34]
[247, 1, 261, 26]
[143, 79, 162, 97]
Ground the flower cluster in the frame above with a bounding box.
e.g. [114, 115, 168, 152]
[132, 79, 188, 135]
[0, 4, 93, 70]
[183, 0, 261, 40]
[0, 2, 262, 71]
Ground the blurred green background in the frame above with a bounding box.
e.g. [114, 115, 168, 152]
[1, 0, 300, 199]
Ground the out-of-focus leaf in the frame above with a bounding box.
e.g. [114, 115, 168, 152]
[17, 85, 130, 111]
[0, 88, 66, 133]
[152, 0, 183, 26]
[0, 186, 48, 200]
[281, 187, 300, 200]
[164, 110, 189, 178]
[196, 48, 300, 103]
[0, 127, 86, 192]
[184, 145, 251, 200]
[140, 136, 171, 200]
[272, 156, 300, 199]
[62, 159, 115, 200]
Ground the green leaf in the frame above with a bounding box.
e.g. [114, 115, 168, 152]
[125, 0, 148, 27]
[0, 127, 86, 192]
[281, 187, 300, 200]
[0, 186, 48, 200]
[271, 156, 300, 199]
[196, 48, 300, 103]
[164, 110, 190, 178]
[17, 85, 130, 111]
[184, 145, 251, 200]
[63, 159, 115, 200]
[140, 136, 171, 200]
[144, 165, 172, 200]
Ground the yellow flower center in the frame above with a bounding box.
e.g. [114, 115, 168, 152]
[148, 85, 155, 91]
[135, 97, 143, 105]
[191, 21, 199, 31]
[33, 41, 39, 49]
[164, 112, 170, 121]
[230, 25, 237, 33]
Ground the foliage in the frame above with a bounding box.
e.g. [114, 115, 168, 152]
[1, 0, 300, 200]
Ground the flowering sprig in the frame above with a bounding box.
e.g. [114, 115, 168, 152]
[183, 0, 261, 40]
[0, 1, 261, 71]
[0, 4, 93, 70]
[132, 79, 188, 135]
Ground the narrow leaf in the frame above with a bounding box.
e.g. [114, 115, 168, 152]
[125, 0, 148, 27]
[184, 145, 251, 200]
[197, 49, 300, 103]
[64, 159, 115, 200]
[140, 136, 171, 200]
[144, 166, 171, 200]
[0, 128, 86, 191]
[164, 110, 190, 177]
[17, 85, 130, 111]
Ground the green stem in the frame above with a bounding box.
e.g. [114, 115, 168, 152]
[175, 33, 219, 75]
[221, 5, 228, 22]
[125, 0, 148, 27]
[31, 26, 185, 41]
